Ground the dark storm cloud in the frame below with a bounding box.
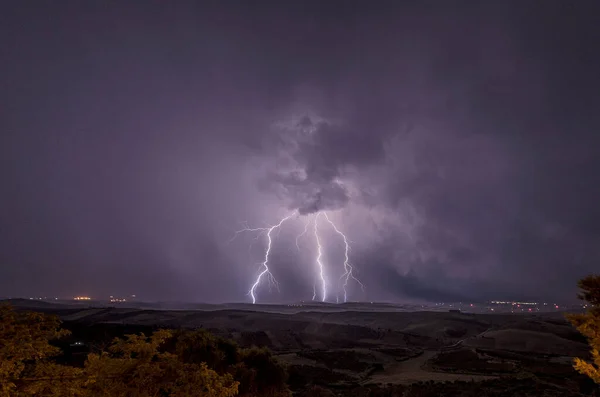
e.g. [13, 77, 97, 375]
[275, 174, 350, 216]
[1, 0, 599, 303]
[349, 0, 600, 302]
[258, 115, 390, 214]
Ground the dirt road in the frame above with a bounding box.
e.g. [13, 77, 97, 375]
[367, 350, 497, 385]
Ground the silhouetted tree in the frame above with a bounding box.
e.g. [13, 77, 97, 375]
[0, 304, 82, 396]
[84, 329, 239, 397]
[566, 274, 600, 384]
[171, 329, 240, 373]
[166, 329, 290, 396]
[235, 346, 289, 397]
[0, 305, 239, 396]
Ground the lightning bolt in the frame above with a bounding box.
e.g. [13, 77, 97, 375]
[323, 213, 364, 302]
[227, 221, 269, 257]
[230, 213, 295, 304]
[294, 215, 319, 301]
[229, 210, 365, 304]
[313, 212, 327, 302]
[228, 221, 268, 244]
[295, 216, 311, 250]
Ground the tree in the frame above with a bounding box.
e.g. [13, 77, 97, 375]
[83, 329, 239, 397]
[170, 329, 240, 374]
[0, 304, 82, 397]
[566, 274, 600, 384]
[0, 305, 239, 396]
[234, 347, 289, 397]
[0, 304, 289, 396]
[168, 329, 290, 397]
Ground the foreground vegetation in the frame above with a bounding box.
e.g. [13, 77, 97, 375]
[0, 304, 289, 397]
[567, 274, 600, 384]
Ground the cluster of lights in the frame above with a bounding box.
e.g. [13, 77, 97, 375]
[434, 302, 471, 307]
[429, 301, 573, 313]
[25, 294, 136, 302]
[490, 301, 563, 310]
[491, 300, 538, 305]
[28, 297, 60, 300]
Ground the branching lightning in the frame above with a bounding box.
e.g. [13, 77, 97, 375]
[230, 211, 364, 304]
[313, 213, 327, 302]
[230, 213, 295, 304]
[323, 213, 365, 302]
[295, 216, 311, 250]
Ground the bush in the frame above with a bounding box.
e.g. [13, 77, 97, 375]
[566, 274, 600, 384]
[0, 305, 291, 396]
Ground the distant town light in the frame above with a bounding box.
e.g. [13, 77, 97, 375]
[110, 298, 127, 303]
[491, 300, 537, 305]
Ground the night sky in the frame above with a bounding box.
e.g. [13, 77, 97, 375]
[1, 1, 599, 303]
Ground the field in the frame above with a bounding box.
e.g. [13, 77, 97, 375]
[4, 299, 598, 396]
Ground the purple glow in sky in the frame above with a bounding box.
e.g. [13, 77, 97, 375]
[1, 1, 599, 303]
